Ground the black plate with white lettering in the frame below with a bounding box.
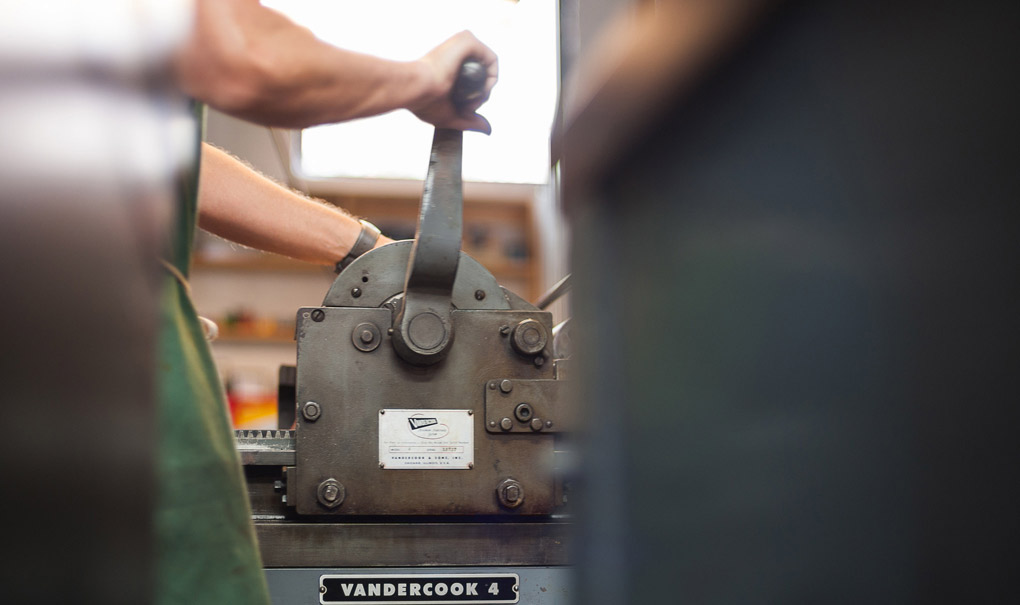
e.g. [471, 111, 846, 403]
[320, 574, 519, 604]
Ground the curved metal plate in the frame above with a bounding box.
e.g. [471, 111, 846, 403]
[323, 241, 516, 311]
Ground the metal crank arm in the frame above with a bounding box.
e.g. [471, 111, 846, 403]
[391, 60, 487, 366]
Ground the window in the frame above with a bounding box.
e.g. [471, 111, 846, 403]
[263, 0, 559, 185]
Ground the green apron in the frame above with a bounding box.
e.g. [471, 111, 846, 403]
[154, 103, 271, 604]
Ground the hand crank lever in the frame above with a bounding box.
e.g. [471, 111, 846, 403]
[391, 60, 486, 366]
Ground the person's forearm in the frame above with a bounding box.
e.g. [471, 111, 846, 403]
[197, 144, 390, 266]
[174, 0, 495, 131]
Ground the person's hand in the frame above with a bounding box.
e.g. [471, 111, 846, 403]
[409, 31, 498, 134]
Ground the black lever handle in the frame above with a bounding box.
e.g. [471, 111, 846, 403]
[451, 59, 487, 110]
[391, 60, 485, 366]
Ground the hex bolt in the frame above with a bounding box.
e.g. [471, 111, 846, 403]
[316, 478, 345, 509]
[302, 401, 321, 422]
[351, 287, 362, 298]
[530, 417, 544, 431]
[499, 417, 513, 431]
[310, 309, 325, 322]
[475, 289, 486, 301]
[499, 379, 513, 394]
[497, 478, 524, 509]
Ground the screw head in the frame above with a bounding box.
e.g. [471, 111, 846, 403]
[499, 379, 513, 393]
[302, 401, 321, 422]
[534, 355, 546, 367]
[474, 289, 486, 301]
[351, 287, 362, 298]
[499, 325, 510, 336]
[311, 309, 325, 322]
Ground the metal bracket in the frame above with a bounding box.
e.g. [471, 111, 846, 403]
[484, 379, 570, 433]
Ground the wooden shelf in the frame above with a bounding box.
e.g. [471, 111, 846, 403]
[194, 254, 331, 274]
[215, 324, 296, 344]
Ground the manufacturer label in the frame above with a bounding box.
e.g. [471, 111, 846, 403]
[378, 409, 474, 470]
[320, 574, 519, 604]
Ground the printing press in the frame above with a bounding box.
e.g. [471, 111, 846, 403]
[234, 62, 573, 604]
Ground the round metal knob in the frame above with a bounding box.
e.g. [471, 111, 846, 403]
[511, 319, 548, 356]
[352, 322, 381, 352]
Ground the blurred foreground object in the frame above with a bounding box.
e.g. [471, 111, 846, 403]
[559, 0, 1020, 603]
[0, 0, 194, 602]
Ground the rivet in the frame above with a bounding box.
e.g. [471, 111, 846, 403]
[534, 355, 546, 367]
[545, 420, 554, 429]
[488, 420, 497, 428]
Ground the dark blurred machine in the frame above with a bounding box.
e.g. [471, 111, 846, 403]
[235, 62, 572, 605]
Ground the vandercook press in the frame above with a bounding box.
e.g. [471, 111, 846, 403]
[234, 61, 573, 604]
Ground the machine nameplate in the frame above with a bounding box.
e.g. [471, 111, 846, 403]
[320, 573, 519, 604]
[378, 409, 474, 470]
